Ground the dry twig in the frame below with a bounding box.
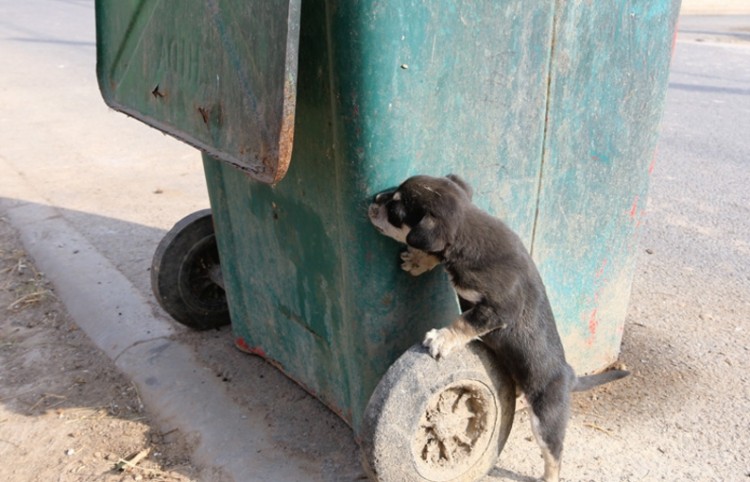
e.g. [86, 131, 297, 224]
[584, 422, 614, 435]
[27, 393, 67, 413]
[114, 448, 151, 472]
[8, 289, 55, 311]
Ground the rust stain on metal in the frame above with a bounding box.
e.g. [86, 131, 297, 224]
[270, 79, 297, 184]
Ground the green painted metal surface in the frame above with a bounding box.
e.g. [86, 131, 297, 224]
[533, 1, 681, 371]
[95, 0, 301, 183]
[97, 0, 680, 434]
[205, 0, 557, 433]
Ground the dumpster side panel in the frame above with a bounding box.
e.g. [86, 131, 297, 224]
[532, 0, 681, 373]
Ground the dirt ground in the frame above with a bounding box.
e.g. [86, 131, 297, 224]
[0, 216, 200, 482]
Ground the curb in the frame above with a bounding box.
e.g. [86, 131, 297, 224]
[0, 165, 319, 482]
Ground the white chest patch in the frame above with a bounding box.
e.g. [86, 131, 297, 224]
[454, 286, 483, 304]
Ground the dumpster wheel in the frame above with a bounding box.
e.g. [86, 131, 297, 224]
[361, 342, 515, 482]
[151, 209, 230, 330]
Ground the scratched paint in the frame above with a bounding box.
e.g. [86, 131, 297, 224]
[588, 308, 599, 338]
[649, 150, 659, 175]
[630, 196, 640, 219]
[532, 0, 681, 374]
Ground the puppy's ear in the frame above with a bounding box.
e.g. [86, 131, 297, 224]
[446, 174, 473, 200]
[406, 214, 456, 253]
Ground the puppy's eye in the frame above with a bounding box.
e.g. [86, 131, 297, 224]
[374, 189, 399, 204]
[387, 201, 406, 227]
[374, 189, 402, 205]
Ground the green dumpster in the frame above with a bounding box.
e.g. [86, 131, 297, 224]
[96, 0, 680, 480]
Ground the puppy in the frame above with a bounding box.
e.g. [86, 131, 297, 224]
[368, 174, 629, 482]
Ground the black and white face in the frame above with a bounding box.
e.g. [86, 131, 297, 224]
[367, 189, 415, 244]
[368, 174, 473, 253]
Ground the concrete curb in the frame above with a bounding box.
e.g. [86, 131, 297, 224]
[0, 164, 319, 482]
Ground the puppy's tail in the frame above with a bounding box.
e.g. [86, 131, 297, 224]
[572, 369, 630, 392]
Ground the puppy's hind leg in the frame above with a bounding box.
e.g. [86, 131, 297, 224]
[526, 383, 571, 482]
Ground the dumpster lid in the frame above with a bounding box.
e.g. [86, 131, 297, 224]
[95, 1, 300, 184]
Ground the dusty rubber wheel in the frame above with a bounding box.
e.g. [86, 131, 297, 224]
[361, 342, 515, 482]
[151, 209, 230, 330]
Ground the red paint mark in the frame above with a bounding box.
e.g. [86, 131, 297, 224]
[248, 346, 267, 357]
[629, 196, 639, 219]
[595, 259, 608, 278]
[235, 337, 249, 351]
[588, 308, 599, 337]
[235, 337, 267, 358]
[649, 149, 658, 175]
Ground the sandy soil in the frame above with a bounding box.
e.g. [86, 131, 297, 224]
[0, 216, 200, 482]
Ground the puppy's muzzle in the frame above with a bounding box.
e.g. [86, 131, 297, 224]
[368, 203, 386, 232]
[368, 203, 380, 220]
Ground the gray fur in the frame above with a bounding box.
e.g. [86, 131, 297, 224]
[368, 174, 629, 481]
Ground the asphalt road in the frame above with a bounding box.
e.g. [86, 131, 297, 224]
[1, 2, 749, 481]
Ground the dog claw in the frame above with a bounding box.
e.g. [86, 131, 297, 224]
[400, 249, 439, 277]
[423, 328, 456, 359]
[400, 251, 424, 276]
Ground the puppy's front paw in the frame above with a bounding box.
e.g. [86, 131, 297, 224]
[400, 249, 439, 276]
[423, 327, 461, 359]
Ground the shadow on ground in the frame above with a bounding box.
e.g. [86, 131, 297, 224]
[0, 198, 363, 481]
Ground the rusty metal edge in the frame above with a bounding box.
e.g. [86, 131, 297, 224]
[270, 0, 302, 185]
